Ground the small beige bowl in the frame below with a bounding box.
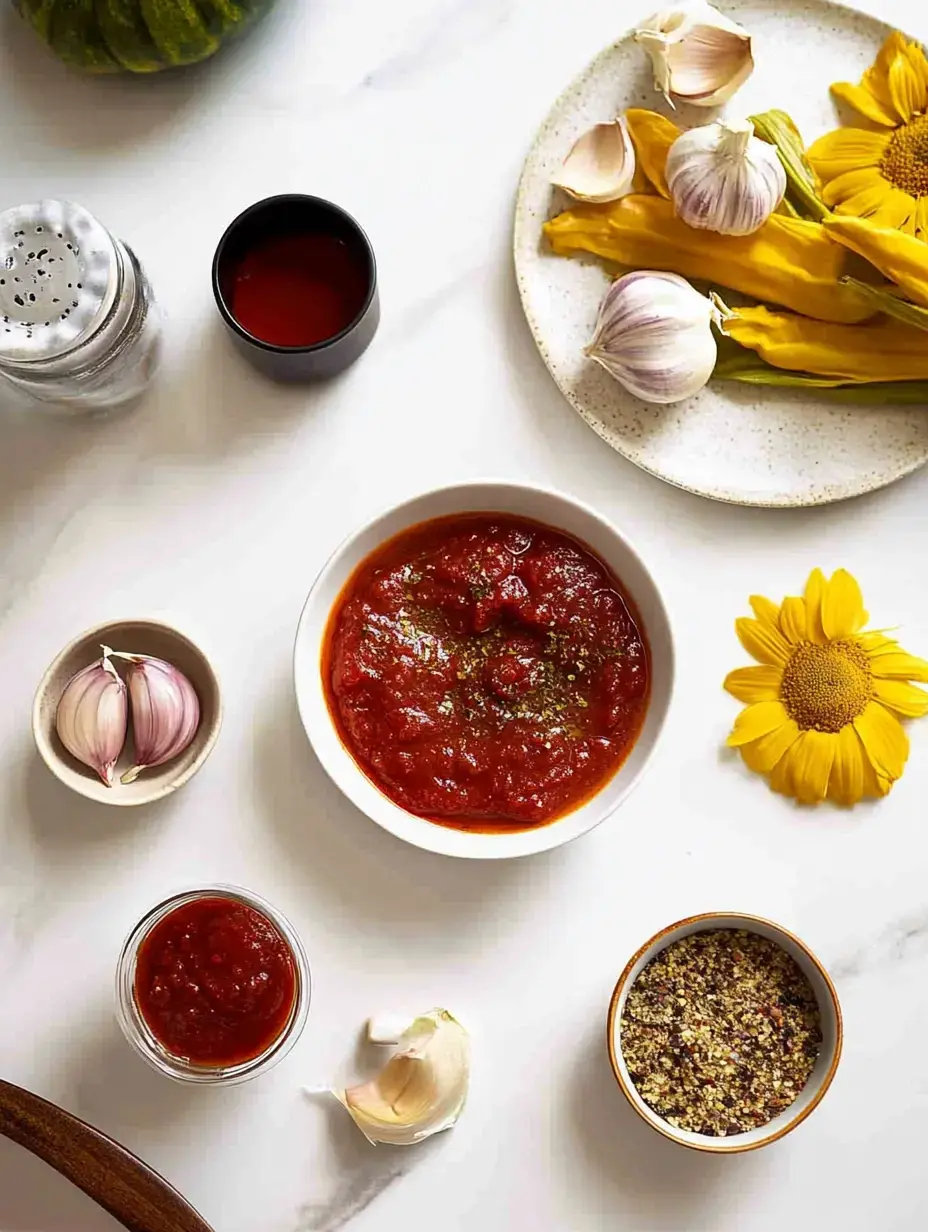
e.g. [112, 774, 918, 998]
[33, 619, 222, 806]
[607, 912, 842, 1153]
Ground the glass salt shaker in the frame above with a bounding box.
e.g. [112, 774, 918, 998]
[0, 199, 162, 415]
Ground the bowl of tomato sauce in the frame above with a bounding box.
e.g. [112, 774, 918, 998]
[116, 885, 310, 1084]
[294, 482, 674, 859]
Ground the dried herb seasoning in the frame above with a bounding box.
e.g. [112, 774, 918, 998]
[620, 929, 822, 1136]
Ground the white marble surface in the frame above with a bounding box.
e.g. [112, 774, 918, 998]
[1, 1, 928, 1229]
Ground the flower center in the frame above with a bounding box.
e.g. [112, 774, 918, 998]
[880, 114, 928, 196]
[780, 640, 873, 733]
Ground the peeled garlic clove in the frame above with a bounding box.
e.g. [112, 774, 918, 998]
[635, 2, 754, 108]
[666, 119, 786, 235]
[55, 647, 128, 786]
[113, 654, 200, 784]
[585, 270, 719, 404]
[551, 117, 636, 203]
[332, 1009, 469, 1146]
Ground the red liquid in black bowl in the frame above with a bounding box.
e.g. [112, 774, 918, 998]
[226, 231, 370, 348]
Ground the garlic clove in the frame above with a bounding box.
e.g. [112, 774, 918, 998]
[112, 653, 200, 784]
[585, 270, 719, 404]
[332, 1009, 469, 1146]
[666, 119, 787, 235]
[635, 2, 754, 108]
[551, 118, 636, 203]
[55, 646, 128, 786]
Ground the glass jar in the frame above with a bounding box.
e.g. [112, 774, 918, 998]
[116, 885, 311, 1085]
[0, 199, 162, 415]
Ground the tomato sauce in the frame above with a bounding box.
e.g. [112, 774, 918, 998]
[323, 514, 651, 831]
[134, 896, 297, 1067]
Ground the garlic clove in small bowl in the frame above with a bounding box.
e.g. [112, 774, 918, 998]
[550, 118, 636, 203]
[33, 619, 222, 807]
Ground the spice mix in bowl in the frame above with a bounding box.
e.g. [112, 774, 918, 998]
[607, 913, 842, 1152]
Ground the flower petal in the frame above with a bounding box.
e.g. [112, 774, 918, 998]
[858, 631, 898, 653]
[828, 725, 865, 806]
[821, 166, 886, 207]
[821, 569, 867, 639]
[779, 596, 807, 644]
[901, 210, 919, 236]
[917, 196, 928, 239]
[788, 730, 837, 804]
[835, 183, 895, 220]
[749, 594, 781, 630]
[869, 649, 928, 681]
[768, 738, 801, 798]
[871, 186, 917, 231]
[888, 50, 926, 123]
[861, 750, 893, 798]
[727, 702, 791, 747]
[873, 678, 928, 718]
[807, 128, 891, 179]
[724, 665, 782, 704]
[803, 569, 827, 645]
[740, 718, 800, 774]
[829, 81, 899, 127]
[735, 617, 792, 667]
[904, 39, 928, 99]
[854, 701, 909, 781]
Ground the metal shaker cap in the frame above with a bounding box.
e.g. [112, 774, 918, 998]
[0, 199, 118, 362]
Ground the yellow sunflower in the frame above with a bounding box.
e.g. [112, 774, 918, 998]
[725, 568, 928, 806]
[807, 32, 928, 238]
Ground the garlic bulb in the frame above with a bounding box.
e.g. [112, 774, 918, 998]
[635, 2, 754, 108]
[55, 647, 128, 786]
[666, 119, 786, 235]
[585, 270, 718, 404]
[551, 118, 636, 203]
[112, 653, 200, 784]
[332, 1009, 469, 1146]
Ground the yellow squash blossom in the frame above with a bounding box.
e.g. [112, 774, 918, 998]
[725, 569, 928, 805]
[807, 33, 928, 237]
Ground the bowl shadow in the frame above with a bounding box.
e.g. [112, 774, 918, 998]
[569, 1027, 769, 1230]
[255, 673, 565, 935]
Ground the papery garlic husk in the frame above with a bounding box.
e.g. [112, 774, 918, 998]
[585, 270, 719, 404]
[666, 119, 786, 235]
[55, 646, 128, 786]
[634, 2, 754, 107]
[332, 1009, 470, 1146]
[113, 653, 200, 784]
[551, 117, 636, 203]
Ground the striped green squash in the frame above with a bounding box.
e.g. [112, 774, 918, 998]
[13, 0, 273, 73]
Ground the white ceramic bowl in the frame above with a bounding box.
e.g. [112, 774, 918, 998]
[293, 481, 674, 859]
[607, 913, 843, 1152]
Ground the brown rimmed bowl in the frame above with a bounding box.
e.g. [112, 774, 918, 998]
[607, 912, 842, 1153]
[33, 618, 222, 807]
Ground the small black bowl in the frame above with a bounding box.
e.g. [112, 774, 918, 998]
[212, 194, 380, 381]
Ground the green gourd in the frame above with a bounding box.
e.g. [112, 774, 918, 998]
[13, 0, 272, 73]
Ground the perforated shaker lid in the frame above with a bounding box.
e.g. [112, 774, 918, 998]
[0, 199, 119, 362]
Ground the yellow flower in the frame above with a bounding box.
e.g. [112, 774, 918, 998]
[724, 568, 928, 806]
[807, 33, 928, 238]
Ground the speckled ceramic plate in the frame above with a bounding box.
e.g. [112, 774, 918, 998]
[514, 0, 928, 507]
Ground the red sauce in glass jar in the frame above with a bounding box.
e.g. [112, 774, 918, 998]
[323, 513, 651, 832]
[134, 895, 297, 1067]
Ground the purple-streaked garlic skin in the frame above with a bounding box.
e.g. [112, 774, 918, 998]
[55, 649, 128, 786]
[117, 655, 201, 784]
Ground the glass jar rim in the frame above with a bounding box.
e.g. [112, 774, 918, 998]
[115, 883, 311, 1086]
